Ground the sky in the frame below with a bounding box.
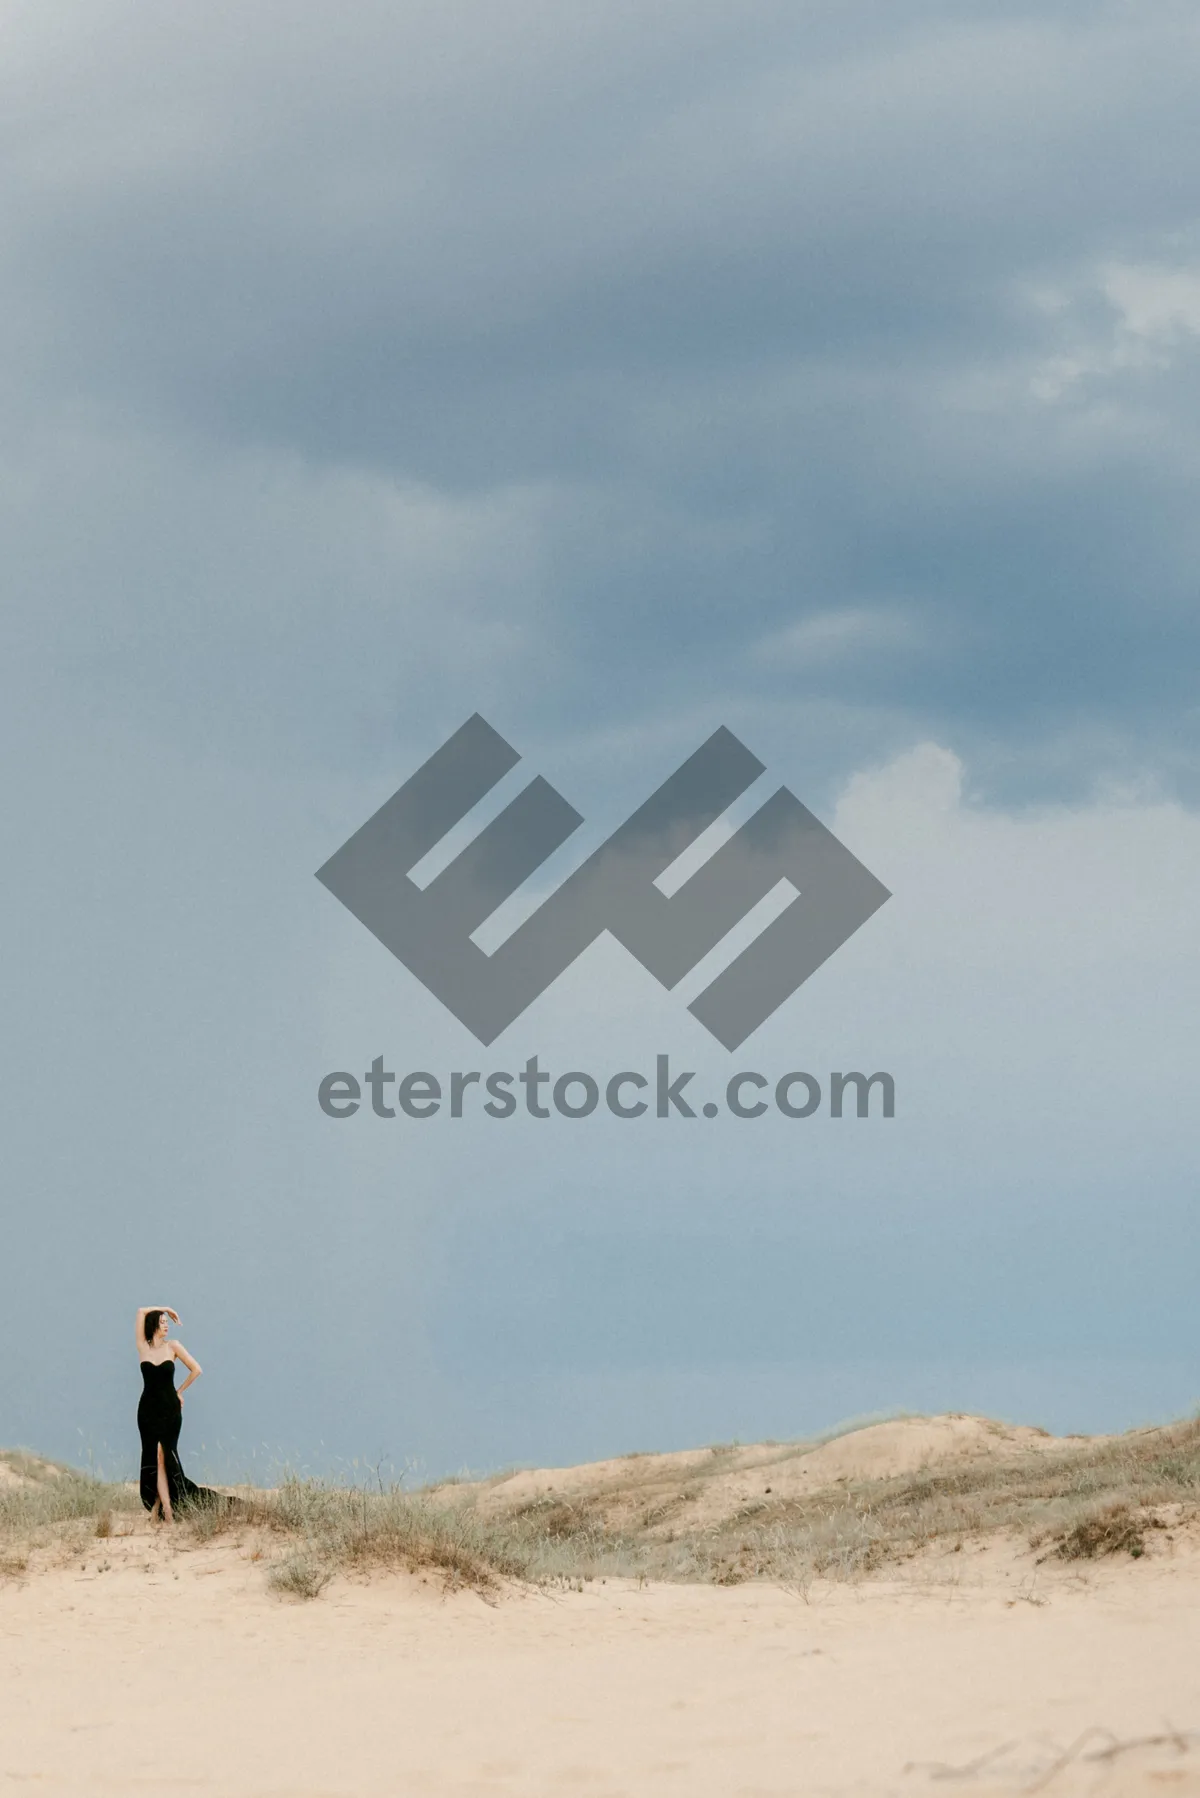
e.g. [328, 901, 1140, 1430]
[2, 0, 1198, 1483]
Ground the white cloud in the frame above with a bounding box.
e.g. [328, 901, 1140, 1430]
[749, 607, 923, 669]
[1029, 259, 1200, 400]
[1104, 262, 1200, 344]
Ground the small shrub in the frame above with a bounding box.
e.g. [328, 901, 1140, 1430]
[1149, 1457, 1196, 1488]
[94, 1513, 112, 1538]
[1050, 1502, 1146, 1560]
[267, 1553, 332, 1599]
[184, 1501, 236, 1542]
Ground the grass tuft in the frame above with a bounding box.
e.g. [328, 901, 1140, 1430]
[267, 1553, 332, 1599]
[1047, 1501, 1150, 1561]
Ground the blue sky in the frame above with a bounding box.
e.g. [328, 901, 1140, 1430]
[2, 0, 1198, 1480]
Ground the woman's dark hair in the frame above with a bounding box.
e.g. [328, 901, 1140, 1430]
[143, 1309, 164, 1346]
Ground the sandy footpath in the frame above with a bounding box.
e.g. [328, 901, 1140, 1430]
[3, 1522, 1200, 1797]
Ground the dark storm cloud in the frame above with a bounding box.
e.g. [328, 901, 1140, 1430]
[3, 0, 1200, 793]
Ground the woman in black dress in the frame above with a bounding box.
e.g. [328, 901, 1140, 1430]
[135, 1306, 219, 1519]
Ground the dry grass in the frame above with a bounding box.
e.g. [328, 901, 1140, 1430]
[5, 1418, 1199, 1599]
[693, 1418, 1199, 1585]
[0, 1450, 141, 1543]
[0, 1449, 229, 1566]
[225, 1481, 531, 1598]
[179, 1414, 1200, 1598]
[1044, 1499, 1154, 1562]
[427, 1416, 1200, 1589]
[267, 1552, 333, 1600]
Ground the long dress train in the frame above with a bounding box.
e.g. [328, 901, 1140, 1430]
[137, 1360, 226, 1513]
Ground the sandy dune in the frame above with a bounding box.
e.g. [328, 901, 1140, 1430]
[4, 1416, 1199, 1796]
[458, 1414, 1075, 1533]
[0, 1455, 61, 1489]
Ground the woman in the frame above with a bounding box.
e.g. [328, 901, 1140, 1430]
[135, 1306, 222, 1519]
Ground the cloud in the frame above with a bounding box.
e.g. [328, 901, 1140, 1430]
[749, 607, 925, 670]
[1028, 256, 1200, 399]
[2, 3, 1199, 800]
[1106, 262, 1200, 345]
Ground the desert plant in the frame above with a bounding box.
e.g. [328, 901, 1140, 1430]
[267, 1553, 332, 1599]
[1046, 1501, 1149, 1560]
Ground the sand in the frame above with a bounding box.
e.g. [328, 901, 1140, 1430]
[4, 1416, 1199, 1796]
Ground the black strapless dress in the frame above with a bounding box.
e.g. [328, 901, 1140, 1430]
[137, 1360, 224, 1513]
